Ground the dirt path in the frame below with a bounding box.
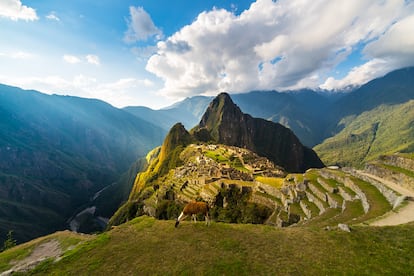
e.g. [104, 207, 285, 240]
[357, 171, 414, 226]
[1, 239, 62, 276]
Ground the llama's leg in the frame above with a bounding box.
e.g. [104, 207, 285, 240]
[192, 214, 197, 223]
[175, 212, 187, 228]
[205, 212, 210, 226]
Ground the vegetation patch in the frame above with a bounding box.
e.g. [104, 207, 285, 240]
[11, 217, 414, 275]
[255, 176, 284, 188]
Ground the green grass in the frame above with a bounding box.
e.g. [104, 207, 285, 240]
[349, 177, 392, 224]
[7, 216, 414, 275]
[315, 101, 414, 168]
[254, 191, 282, 205]
[0, 231, 91, 272]
[379, 163, 414, 179]
[205, 150, 228, 163]
[300, 199, 319, 218]
[205, 149, 248, 172]
[255, 176, 284, 188]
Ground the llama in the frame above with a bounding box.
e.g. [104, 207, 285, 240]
[175, 201, 210, 227]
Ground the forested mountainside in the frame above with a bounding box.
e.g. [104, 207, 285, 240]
[0, 84, 165, 244]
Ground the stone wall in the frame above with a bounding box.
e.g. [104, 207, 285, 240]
[338, 187, 353, 201]
[365, 163, 414, 192]
[251, 193, 279, 209]
[317, 177, 339, 194]
[299, 201, 312, 219]
[343, 167, 405, 209]
[381, 154, 414, 171]
[305, 191, 325, 214]
[254, 181, 282, 198]
[325, 193, 338, 208]
[343, 177, 369, 213]
[308, 183, 327, 203]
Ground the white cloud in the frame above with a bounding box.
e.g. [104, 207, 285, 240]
[320, 59, 391, 90]
[46, 11, 60, 21]
[124, 6, 162, 43]
[364, 13, 414, 65]
[0, 0, 38, 21]
[86, 54, 100, 65]
[63, 54, 101, 65]
[0, 50, 34, 59]
[63, 54, 81, 64]
[145, 0, 414, 98]
[0, 74, 156, 108]
[320, 5, 414, 90]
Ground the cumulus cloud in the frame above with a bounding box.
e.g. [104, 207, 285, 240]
[63, 54, 101, 65]
[86, 54, 100, 65]
[63, 54, 81, 64]
[0, 0, 38, 21]
[321, 7, 414, 90]
[364, 13, 414, 66]
[124, 6, 162, 43]
[145, 0, 414, 98]
[320, 59, 391, 90]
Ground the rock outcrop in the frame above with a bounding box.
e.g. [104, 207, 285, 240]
[192, 93, 324, 172]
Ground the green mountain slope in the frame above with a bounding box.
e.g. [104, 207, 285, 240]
[315, 101, 414, 167]
[2, 217, 414, 275]
[0, 84, 165, 244]
[110, 93, 325, 226]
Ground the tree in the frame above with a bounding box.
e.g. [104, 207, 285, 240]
[2, 230, 17, 252]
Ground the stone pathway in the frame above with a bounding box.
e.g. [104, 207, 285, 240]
[1, 239, 62, 276]
[358, 171, 414, 226]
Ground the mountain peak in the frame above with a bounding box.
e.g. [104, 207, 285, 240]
[193, 93, 324, 172]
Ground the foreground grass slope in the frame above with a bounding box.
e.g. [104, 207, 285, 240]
[3, 216, 414, 275]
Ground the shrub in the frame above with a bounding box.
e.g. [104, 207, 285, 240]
[1, 231, 17, 252]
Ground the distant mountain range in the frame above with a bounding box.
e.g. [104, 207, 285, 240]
[0, 85, 165, 244]
[1, 66, 414, 244]
[125, 67, 414, 166]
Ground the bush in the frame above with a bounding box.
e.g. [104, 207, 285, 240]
[155, 200, 183, 220]
[211, 186, 271, 224]
[1, 231, 17, 252]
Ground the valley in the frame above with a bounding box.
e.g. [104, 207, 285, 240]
[0, 69, 414, 275]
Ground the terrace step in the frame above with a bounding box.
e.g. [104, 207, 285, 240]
[343, 168, 405, 209]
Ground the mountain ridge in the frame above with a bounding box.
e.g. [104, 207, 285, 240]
[192, 93, 324, 172]
[0, 84, 165, 244]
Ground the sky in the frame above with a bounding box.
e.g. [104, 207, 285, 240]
[1, 0, 414, 109]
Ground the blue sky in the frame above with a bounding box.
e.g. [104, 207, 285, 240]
[1, 0, 414, 108]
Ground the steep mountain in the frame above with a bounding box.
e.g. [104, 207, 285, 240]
[315, 101, 414, 167]
[123, 96, 212, 131]
[315, 67, 414, 167]
[192, 93, 324, 172]
[124, 91, 339, 147]
[0, 84, 165, 244]
[232, 90, 339, 147]
[332, 67, 414, 120]
[110, 93, 324, 226]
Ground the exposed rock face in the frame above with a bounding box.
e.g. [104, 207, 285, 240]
[338, 223, 351, 232]
[193, 93, 324, 172]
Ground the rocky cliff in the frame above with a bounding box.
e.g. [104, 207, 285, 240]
[192, 93, 324, 172]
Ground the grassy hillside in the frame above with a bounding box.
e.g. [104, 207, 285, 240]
[2, 216, 414, 275]
[315, 101, 414, 167]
